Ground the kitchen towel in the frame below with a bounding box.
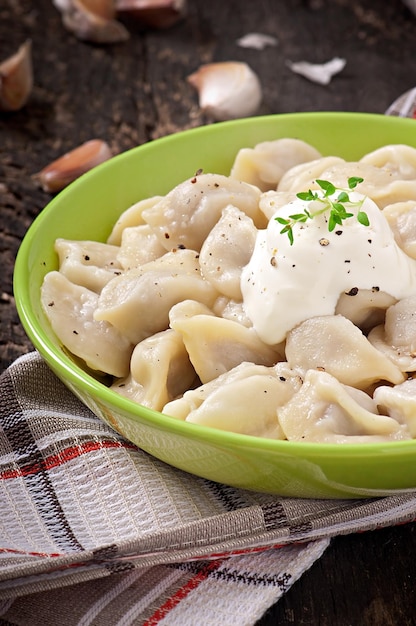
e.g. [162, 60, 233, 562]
[1, 352, 416, 625]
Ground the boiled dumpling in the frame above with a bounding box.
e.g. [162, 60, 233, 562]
[379, 295, 416, 351]
[111, 329, 196, 411]
[285, 315, 405, 389]
[116, 224, 166, 270]
[213, 296, 253, 327]
[55, 238, 122, 293]
[317, 160, 416, 209]
[277, 156, 345, 192]
[94, 249, 218, 345]
[107, 195, 164, 245]
[368, 295, 416, 372]
[169, 299, 283, 383]
[335, 288, 396, 331]
[277, 369, 409, 443]
[141, 173, 266, 252]
[258, 190, 299, 221]
[41, 271, 132, 377]
[360, 144, 416, 179]
[374, 379, 416, 437]
[163, 361, 301, 439]
[199, 205, 257, 300]
[368, 326, 416, 373]
[230, 138, 322, 191]
[383, 201, 416, 259]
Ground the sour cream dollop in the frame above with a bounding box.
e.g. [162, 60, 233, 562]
[241, 190, 416, 345]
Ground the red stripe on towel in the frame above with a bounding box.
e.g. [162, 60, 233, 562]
[0, 439, 137, 479]
[143, 560, 225, 625]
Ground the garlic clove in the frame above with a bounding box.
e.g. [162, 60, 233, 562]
[53, 0, 116, 19]
[79, 0, 116, 19]
[34, 139, 113, 193]
[116, 0, 187, 29]
[55, 0, 129, 43]
[0, 40, 33, 112]
[187, 61, 262, 122]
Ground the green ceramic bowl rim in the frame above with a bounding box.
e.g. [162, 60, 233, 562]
[13, 111, 416, 460]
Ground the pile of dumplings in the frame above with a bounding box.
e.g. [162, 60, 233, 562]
[41, 138, 416, 444]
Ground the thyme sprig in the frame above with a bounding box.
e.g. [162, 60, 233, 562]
[275, 177, 369, 245]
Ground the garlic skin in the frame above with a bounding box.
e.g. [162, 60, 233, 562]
[34, 139, 113, 193]
[187, 61, 262, 122]
[287, 57, 346, 86]
[53, 0, 129, 43]
[53, 0, 115, 18]
[116, 0, 187, 29]
[236, 33, 278, 50]
[79, 0, 116, 19]
[0, 40, 33, 112]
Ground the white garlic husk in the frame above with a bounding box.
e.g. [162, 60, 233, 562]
[236, 32, 278, 50]
[187, 61, 262, 122]
[0, 40, 33, 112]
[286, 57, 346, 86]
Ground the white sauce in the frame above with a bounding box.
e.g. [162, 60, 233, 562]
[241, 191, 416, 344]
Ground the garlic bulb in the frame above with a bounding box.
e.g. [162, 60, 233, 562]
[187, 61, 262, 122]
[53, 0, 129, 43]
[0, 40, 33, 112]
[34, 139, 113, 193]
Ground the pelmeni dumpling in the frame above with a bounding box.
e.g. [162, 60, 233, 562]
[277, 369, 410, 443]
[107, 195, 164, 245]
[360, 144, 416, 179]
[335, 288, 397, 331]
[55, 239, 122, 293]
[94, 249, 218, 345]
[368, 295, 416, 372]
[317, 160, 416, 209]
[169, 300, 283, 383]
[383, 201, 416, 259]
[141, 173, 265, 252]
[277, 156, 345, 192]
[230, 138, 322, 191]
[285, 315, 405, 389]
[163, 361, 301, 439]
[111, 329, 196, 411]
[199, 205, 257, 300]
[258, 190, 299, 221]
[213, 296, 253, 327]
[374, 379, 416, 437]
[117, 225, 166, 270]
[41, 271, 132, 377]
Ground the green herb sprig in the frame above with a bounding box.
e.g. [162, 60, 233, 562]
[275, 177, 369, 245]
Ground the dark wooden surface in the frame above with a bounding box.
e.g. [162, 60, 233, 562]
[2, 0, 416, 623]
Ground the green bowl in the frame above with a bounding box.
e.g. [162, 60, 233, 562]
[14, 112, 416, 498]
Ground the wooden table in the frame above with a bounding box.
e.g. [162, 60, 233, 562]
[1, 1, 416, 623]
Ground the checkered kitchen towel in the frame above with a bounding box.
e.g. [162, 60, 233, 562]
[1, 353, 416, 626]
